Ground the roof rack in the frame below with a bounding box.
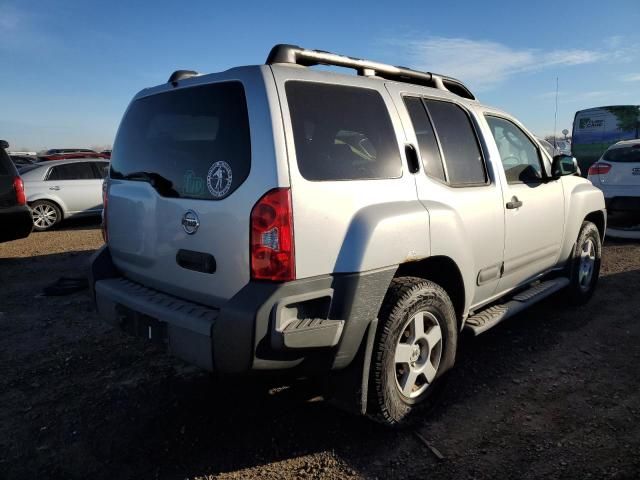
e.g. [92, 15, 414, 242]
[266, 44, 475, 100]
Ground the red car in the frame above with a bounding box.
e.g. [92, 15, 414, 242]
[38, 149, 109, 161]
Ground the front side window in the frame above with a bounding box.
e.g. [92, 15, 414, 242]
[486, 116, 543, 184]
[286, 81, 402, 181]
[425, 100, 487, 186]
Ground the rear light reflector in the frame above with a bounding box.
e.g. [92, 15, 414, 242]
[13, 177, 26, 206]
[250, 188, 295, 282]
[588, 162, 612, 175]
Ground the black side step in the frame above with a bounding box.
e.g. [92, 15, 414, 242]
[464, 277, 570, 336]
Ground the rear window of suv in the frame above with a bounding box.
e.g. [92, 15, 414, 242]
[286, 81, 402, 181]
[111, 81, 251, 200]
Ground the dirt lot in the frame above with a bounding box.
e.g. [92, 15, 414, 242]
[1, 221, 639, 479]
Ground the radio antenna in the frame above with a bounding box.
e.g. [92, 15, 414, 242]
[553, 77, 559, 149]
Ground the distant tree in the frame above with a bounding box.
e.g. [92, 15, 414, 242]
[603, 106, 640, 136]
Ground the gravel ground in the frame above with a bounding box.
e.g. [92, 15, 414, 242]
[1, 223, 639, 479]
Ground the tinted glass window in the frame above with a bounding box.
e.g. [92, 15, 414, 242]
[0, 150, 10, 176]
[286, 81, 401, 181]
[111, 82, 250, 200]
[603, 145, 640, 163]
[425, 100, 486, 186]
[93, 162, 109, 178]
[486, 116, 543, 184]
[404, 97, 445, 181]
[48, 162, 96, 181]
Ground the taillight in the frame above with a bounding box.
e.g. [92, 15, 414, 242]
[13, 177, 26, 206]
[250, 188, 295, 282]
[588, 162, 612, 175]
[101, 180, 108, 242]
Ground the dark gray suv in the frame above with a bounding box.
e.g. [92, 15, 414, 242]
[0, 141, 32, 243]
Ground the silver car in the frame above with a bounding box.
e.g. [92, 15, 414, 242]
[20, 158, 109, 230]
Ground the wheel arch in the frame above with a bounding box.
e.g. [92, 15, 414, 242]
[585, 210, 606, 241]
[395, 256, 466, 330]
[29, 197, 65, 220]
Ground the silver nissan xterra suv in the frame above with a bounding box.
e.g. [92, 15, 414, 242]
[90, 44, 606, 426]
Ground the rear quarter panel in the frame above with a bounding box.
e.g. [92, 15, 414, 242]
[270, 66, 430, 278]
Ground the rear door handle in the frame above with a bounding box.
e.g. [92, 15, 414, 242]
[49, 186, 61, 191]
[506, 196, 523, 209]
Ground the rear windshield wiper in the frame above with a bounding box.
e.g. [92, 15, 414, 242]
[119, 171, 179, 197]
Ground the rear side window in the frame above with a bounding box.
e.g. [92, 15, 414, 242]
[0, 152, 10, 176]
[93, 162, 109, 178]
[48, 162, 96, 180]
[286, 81, 401, 181]
[111, 82, 250, 200]
[603, 145, 640, 163]
[403, 97, 445, 181]
[425, 100, 487, 186]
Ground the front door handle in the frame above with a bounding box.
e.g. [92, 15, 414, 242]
[506, 196, 523, 209]
[49, 186, 61, 191]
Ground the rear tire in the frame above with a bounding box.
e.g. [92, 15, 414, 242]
[368, 277, 457, 427]
[567, 221, 601, 304]
[30, 200, 61, 231]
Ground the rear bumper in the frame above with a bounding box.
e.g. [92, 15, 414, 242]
[0, 205, 32, 243]
[605, 196, 640, 212]
[90, 245, 395, 374]
[604, 196, 640, 229]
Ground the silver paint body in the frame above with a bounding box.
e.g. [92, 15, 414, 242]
[105, 64, 605, 321]
[20, 158, 108, 218]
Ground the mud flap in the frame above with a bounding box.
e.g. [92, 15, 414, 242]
[326, 318, 378, 415]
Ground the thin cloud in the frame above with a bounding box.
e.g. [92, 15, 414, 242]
[537, 90, 616, 102]
[623, 73, 640, 82]
[0, 3, 57, 52]
[398, 37, 606, 90]
[0, 4, 23, 30]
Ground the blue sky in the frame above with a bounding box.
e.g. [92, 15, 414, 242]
[1, 0, 639, 150]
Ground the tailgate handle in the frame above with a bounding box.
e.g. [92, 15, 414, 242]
[176, 249, 216, 274]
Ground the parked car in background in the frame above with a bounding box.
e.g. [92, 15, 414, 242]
[0, 140, 32, 242]
[10, 154, 37, 168]
[588, 139, 640, 238]
[20, 158, 109, 231]
[8, 150, 37, 156]
[38, 149, 109, 161]
[573, 105, 640, 174]
[101, 150, 112, 159]
[555, 139, 571, 156]
[536, 137, 560, 158]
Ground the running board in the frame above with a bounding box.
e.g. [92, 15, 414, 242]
[464, 277, 570, 336]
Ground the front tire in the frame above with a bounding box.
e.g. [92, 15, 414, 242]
[31, 200, 62, 231]
[369, 277, 457, 427]
[568, 221, 602, 304]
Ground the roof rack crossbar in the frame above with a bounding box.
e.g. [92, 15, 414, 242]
[266, 44, 475, 100]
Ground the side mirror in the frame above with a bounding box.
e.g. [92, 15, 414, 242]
[552, 154, 580, 179]
[0, 140, 9, 150]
